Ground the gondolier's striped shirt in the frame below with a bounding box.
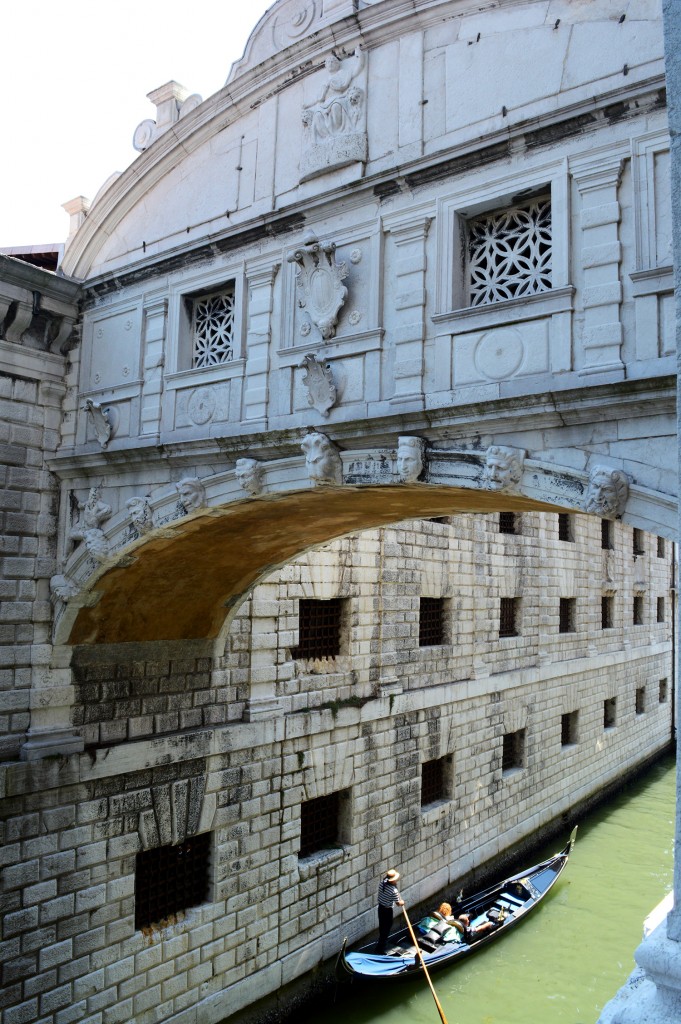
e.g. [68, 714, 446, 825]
[377, 878, 401, 908]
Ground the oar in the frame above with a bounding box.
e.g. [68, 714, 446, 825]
[401, 905, 449, 1024]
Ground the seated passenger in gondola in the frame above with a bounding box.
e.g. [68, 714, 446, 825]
[434, 902, 496, 942]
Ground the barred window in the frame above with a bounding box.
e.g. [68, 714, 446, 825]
[561, 711, 579, 747]
[660, 678, 669, 704]
[467, 196, 552, 307]
[499, 597, 518, 638]
[604, 696, 617, 729]
[633, 595, 644, 625]
[191, 285, 236, 368]
[633, 529, 644, 556]
[135, 833, 210, 930]
[559, 598, 575, 634]
[292, 599, 343, 660]
[502, 729, 525, 772]
[657, 536, 665, 558]
[499, 512, 517, 535]
[299, 791, 343, 858]
[601, 519, 613, 550]
[421, 757, 449, 807]
[419, 597, 445, 647]
[558, 513, 574, 542]
[601, 595, 614, 630]
[635, 687, 646, 716]
[657, 597, 665, 623]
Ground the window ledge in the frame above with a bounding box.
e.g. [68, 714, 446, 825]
[432, 286, 574, 331]
[165, 359, 246, 390]
[630, 266, 673, 297]
[421, 799, 451, 824]
[298, 846, 346, 880]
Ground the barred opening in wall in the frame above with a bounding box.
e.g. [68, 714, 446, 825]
[467, 195, 551, 307]
[292, 598, 343, 660]
[135, 832, 210, 930]
[299, 791, 341, 858]
[191, 285, 236, 368]
[419, 597, 445, 647]
[421, 756, 447, 807]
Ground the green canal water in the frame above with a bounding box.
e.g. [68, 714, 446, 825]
[319, 754, 675, 1024]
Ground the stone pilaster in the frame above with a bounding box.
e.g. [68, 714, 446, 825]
[140, 297, 168, 437]
[242, 259, 280, 427]
[21, 645, 83, 760]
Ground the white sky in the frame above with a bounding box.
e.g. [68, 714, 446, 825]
[1, 0, 273, 247]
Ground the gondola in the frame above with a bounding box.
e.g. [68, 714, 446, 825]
[337, 826, 577, 981]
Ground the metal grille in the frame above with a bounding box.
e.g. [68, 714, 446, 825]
[557, 513, 573, 542]
[633, 595, 644, 625]
[299, 792, 340, 858]
[603, 697, 617, 728]
[660, 678, 668, 704]
[135, 832, 210, 930]
[502, 729, 525, 771]
[498, 512, 516, 535]
[601, 596, 613, 630]
[421, 758, 446, 807]
[499, 597, 518, 638]
[561, 711, 578, 746]
[192, 286, 236, 367]
[601, 519, 613, 550]
[559, 598, 575, 634]
[292, 599, 342, 659]
[419, 597, 445, 647]
[657, 597, 665, 623]
[467, 196, 552, 307]
[633, 529, 644, 555]
[635, 687, 646, 715]
[657, 536, 665, 558]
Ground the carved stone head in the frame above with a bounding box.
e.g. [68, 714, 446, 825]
[235, 458, 264, 496]
[126, 496, 153, 535]
[301, 431, 342, 486]
[176, 477, 206, 513]
[482, 445, 525, 491]
[397, 436, 426, 483]
[584, 465, 629, 519]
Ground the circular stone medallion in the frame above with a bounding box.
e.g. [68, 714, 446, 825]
[474, 328, 524, 381]
[188, 387, 216, 425]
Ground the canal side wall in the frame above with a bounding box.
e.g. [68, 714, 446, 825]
[0, 513, 673, 1024]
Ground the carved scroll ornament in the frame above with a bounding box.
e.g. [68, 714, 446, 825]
[288, 231, 348, 340]
[300, 353, 337, 417]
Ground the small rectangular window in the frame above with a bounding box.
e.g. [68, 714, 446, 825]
[657, 597, 665, 623]
[601, 595, 614, 630]
[657, 536, 665, 558]
[633, 529, 644, 556]
[601, 519, 613, 550]
[561, 711, 579, 747]
[292, 598, 344, 660]
[421, 757, 450, 808]
[189, 284, 236, 368]
[604, 696, 617, 729]
[135, 833, 210, 930]
[559, 598, 575, 634]
[419, 597, 445, 647]
[499, 597, 518, 638]
[635, 687, 646, 715]
[633, 595, 644, 625]
[299, 791, 343, 858]
[558, 513, 574, 542]
[499, 512, 517, 535]
[660, 678, 669, 704]
[502, 729, 525, 772]
[466, 195, 552, 307]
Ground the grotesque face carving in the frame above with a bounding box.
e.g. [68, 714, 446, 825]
[176, 477, 206, 513]
[483, 445, 524, 491]
[584, 466, 629, 519]
[397, 437, 425, 483]
[126, 496, 153, 534]
[235, 458, 264, 496]
[300, 431, 342, 486]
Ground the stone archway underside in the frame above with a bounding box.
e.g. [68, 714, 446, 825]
[67, 485, 560, 645]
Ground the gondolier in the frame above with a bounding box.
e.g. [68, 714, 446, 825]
[376, 868, 404, 953]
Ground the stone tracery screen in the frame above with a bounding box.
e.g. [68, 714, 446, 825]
[467, 196, 552, 307]
[191, 285, 236, 368]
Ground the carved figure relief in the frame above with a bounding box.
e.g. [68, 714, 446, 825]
[482, 445, 525, 491]
[584, 465, 629, 519]
[176, 478, 206, 513]
[126, 497, 154, 536]
[288, 231, 348, 340]
[235, 458, 264, 496]
[83, 399, 118, 449]
[68, 486, 112, 562]
[300, 353, 337, 417]
[397, 436, 426, 483]
[301, 47, 367, 180]
[301, 430, 342, 486]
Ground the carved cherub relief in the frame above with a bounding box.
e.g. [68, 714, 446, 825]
[482, 445, 525, 492]
[301, 430, 343, 486]
[584, 465, 629, 519]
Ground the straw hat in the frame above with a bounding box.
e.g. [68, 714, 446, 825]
[385, 869, 400, 882]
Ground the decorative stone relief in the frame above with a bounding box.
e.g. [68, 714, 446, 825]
[584, 465, 629, 519]
[301, 430, 342, 486]
[50, 574, 79, 603]
[83, 399, 117, 449]
[68, 487, 112, 562]
[300, 353, 337, 417]
[288, 231, 348, 340]
[482, 445, 525, 491]
[138, 774, 207, 850]
[397, 436, 427, 482]
[176, 478, 206, 514]
[235, 458, 265, 496]
[301, 47, 367, 180]
[126, 497, 154, 536]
